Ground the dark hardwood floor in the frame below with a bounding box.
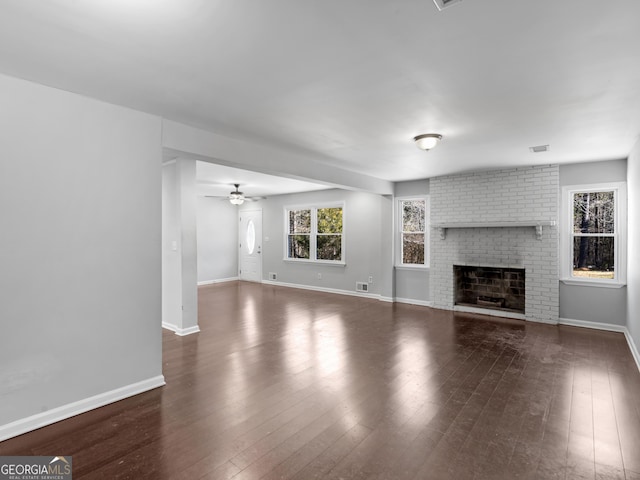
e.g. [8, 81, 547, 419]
[2, 281, 640, 479]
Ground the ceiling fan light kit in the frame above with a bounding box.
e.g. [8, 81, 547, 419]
[413, 133, 442, 151]
[229, 184, 245, 205]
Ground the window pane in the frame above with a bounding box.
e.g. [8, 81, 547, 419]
[246, 220, 256, 255]
[572, 236, 614, 279]
[317, 207, 343, 234]
[288, 234, 310, 259]
[402, 233, 425, 264]
[317, 235, 342, 261]
[402, 200, 425, 232]
[289, 210, 311, 234]
[572, 191, 614, 234]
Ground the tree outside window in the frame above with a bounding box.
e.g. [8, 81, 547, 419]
[316, 207, 342, 261]
[562, 182, 626, 285]
[285, 205, 344, 263]
[572, 191, 615, 279]
[288, 209, 311, 259]
[399, 198, 427, 266]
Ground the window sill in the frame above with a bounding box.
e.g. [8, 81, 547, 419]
[395, 265, 430, 271]
[283, 259, 346, 267]
[560, 279, 626, 289]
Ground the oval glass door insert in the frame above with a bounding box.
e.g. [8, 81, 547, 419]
[246, 220, 256, 254]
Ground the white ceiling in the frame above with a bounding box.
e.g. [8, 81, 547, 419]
[1, 0, 640, 183]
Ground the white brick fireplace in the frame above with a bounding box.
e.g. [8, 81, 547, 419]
[430, 165, 559, 323]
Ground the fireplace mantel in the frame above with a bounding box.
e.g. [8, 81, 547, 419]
[432, 220, 556, 240]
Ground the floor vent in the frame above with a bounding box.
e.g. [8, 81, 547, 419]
[433, 0, 463, 11]
[356, 282, 369, 293]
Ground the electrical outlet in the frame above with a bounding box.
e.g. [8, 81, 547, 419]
[368, 275, 373, 284]
[317, 273, 322, 280]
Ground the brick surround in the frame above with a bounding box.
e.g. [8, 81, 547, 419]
[430, 165, 559, 323]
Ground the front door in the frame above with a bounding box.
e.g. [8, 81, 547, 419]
[239, 209, 262, 282]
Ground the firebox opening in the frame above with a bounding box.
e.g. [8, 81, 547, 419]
[454, 265, 525, 314]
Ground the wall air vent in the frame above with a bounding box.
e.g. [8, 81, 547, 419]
[529, 145, 550, 153]
[433, 0, 463, 11]
[356, 282, 369, 293]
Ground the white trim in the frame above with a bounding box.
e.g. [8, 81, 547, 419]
[558, 317, 627, 332]
[198, 277, 239, 286]
[624, 329, 640, 373]
[560, 279, 626, 288]
[262, 279, 378, 300]
[0, 375, 165, 442]
[284, 202, 345, 264]
[395, 298, 434, 307]
[395, 195, 430, 268]
[283, 259, 346, 267]
[395, 265, 430, 272]
[560, 182, 627, 285]
[162, 323, 201, 336]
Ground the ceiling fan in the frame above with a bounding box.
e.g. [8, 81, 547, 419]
[205, 183, 265, 205]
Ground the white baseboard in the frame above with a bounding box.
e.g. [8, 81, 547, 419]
[558, 317, 627, 333]
[395, 297, 434, 308]
[162, 322, 200, 336]
[0, 375, 165, 442]
[262, 280, 380, 300]
[198, 277, 238, 286]
[624, 329, 640, 373]
[559, 317, 640, 373]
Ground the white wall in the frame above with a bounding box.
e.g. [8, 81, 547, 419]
[627, 143, 640, 359]
[0, 74, 163, 432]
[161, 159, 198, 334]
[255, 189, 383, 294]
[162, 162, 182, 328]
[197, 196, 238, 283]
[558, 159, 627, 326]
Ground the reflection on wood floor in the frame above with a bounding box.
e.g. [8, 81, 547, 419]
[2, 281, 640, 479]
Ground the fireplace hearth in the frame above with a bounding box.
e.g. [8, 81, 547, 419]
[454, 265, 525, 314]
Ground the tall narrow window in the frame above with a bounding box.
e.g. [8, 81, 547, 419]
[398, 197, 428, 266]
[316, 207, 343, 261]
[287, 209, 311, 259]
[562, 183, 626, 285]
[285, 204, 344, 263]
[572, 191, 615, 279]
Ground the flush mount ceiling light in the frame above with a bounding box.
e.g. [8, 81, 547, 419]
[229, 184, 245, 205]
[413, 133, 443, 151]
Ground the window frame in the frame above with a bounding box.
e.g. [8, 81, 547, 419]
[560, 182, 626, 287]
[284, 202, 345, 265]
[395, 196, 430, 269]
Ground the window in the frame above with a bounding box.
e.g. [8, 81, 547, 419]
[397, 197, 429, 267]
[286, 204, 344, 263]
[561, 183, 626, 286]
